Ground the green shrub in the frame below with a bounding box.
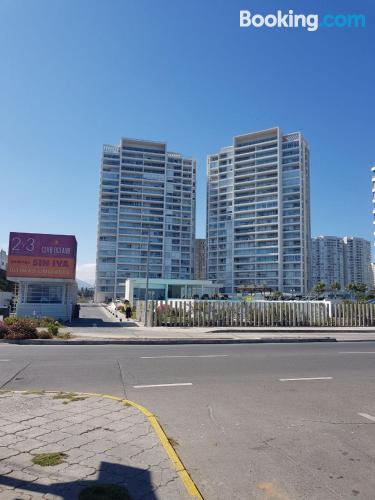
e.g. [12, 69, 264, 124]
[0, 321, 9, 339]
[37, 330, 53, 339]
[5, 319, 38, 340]
[57, 331, 72, 340]
[48, 324, 59, 335]
[38, 317, 61, 327]
[4, 316, 18, 325]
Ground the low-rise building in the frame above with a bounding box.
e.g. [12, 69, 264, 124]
[124, 278, 221, 305]
[7, 232, 78, 321]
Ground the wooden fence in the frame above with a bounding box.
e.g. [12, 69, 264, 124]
[136, 300, 375, 328]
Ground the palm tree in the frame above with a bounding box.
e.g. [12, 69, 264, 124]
[331, 281, 341, 299]
[346, 282, 357, 300]
[356, 282, 367, 294]
[313, 282, 325, 297]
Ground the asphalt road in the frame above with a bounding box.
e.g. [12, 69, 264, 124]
[1, 339, 375, 499]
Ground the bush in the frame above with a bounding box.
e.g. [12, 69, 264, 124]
[37, 330, 53, 339]
[4, 316, 61, 328]
[4, 316, 18, 325]
[5, 319, 38, 340]
[0, 321, 9, 339]
[48, 324, 59, 336]
[38, 317, 61, 328]
[57, 331, 72, 340]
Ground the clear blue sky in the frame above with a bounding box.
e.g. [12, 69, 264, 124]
[1, 0, 374, 283]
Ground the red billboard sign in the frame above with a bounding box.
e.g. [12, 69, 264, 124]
[7, 232, 77, 280]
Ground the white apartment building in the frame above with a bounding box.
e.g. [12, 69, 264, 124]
[343, 236, 372, 288]
[371, 263, 375, 289]
[207, 127, 311, 295]
[311, 236, 345, 288]
[0, 249, 7, 271]
[95, 138, 196, 302]
[312, 236, 372, 289]
[193, 239, 206, 280]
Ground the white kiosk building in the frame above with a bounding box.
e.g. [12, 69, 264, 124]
[7, 232, 78, 322]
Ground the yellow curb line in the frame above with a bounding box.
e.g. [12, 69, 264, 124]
[4, 390, 203, 500]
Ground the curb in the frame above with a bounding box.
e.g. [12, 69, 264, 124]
[207, 329, 375, 334]
[2, 390, 203, 500]
[0, 337, 337, 345]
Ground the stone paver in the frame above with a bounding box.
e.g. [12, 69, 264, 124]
[0, 392, 189, 499]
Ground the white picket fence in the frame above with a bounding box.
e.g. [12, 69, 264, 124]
[136, 300, 375, 328]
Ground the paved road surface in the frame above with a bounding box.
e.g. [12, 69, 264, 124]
[1, 340, 375, 499]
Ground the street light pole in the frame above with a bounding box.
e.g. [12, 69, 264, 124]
[144, 228, 151, 326]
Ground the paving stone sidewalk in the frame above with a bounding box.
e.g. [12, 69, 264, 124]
[0, 391, 189, 500]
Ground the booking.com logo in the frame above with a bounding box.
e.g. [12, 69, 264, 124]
[240, 10, 366, 32]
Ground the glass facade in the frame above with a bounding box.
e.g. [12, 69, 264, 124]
[207, 128, 311, 294]
[95, 139, 196, 301]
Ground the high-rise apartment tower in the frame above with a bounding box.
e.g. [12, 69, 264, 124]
[206, 127, 311, 294]
[95, 138, 196, 302]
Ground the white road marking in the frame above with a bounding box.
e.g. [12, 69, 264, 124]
[340, 352, 375, 354]
[140, 354, 228, 359]
[279, 377, 333, 382]
[0, 359, 10, 362]
[358, 413, 375, 422]
[133, 382, 193, 389]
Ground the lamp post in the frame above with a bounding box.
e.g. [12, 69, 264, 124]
[144, 228, 151, 326]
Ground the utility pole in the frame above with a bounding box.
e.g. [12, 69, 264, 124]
[144, 228, 151, 326]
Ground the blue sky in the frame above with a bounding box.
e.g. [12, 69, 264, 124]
[0, 0, 374, 283]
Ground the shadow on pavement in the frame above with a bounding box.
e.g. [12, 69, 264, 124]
[68, 317, 138, 328]
[0, 460, 156, 499]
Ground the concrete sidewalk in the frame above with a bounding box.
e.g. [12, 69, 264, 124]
[57, 326, 375, 343]
[0, 392, 196, 499]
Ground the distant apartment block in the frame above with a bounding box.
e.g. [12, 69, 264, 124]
[207, 127, 311, 294]
[311, 236, 345, 288]
[95, 138, 196, 302]
[343, 236, 372, 288]
[371, 263, 375, 289]
[193, 239, 206, 280]
[0, 249, 7, 271]
[311, 236, 372, 289]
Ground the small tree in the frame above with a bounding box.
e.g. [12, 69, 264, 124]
[331, 281, 341, 298]
[346, 282, 367, 300]
[313, 282, 325, 296]
[346, 282, 356, 297]
[356, 282, 367, 294]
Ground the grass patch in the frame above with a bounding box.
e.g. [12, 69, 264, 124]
[32, 452, 66, 466]
[53, 392, 87, 404]
[79, 484, 131, 500]
[57, 331, 73, 340]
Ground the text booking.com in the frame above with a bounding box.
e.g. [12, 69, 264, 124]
[240, 10, 366, 32]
